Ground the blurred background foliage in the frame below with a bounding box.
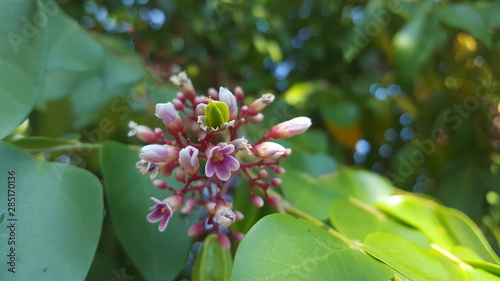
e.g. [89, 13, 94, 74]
[10, 0, 500, 279]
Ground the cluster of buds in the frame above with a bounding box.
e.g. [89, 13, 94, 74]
[129, 71, 311, 248]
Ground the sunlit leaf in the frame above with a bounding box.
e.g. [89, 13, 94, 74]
[434, 3, 500, 49]
[330, 199, 430, 247]
[231, 214, 394, 281]
[393, 5, 447, 82]
[364, 233, 456, 281]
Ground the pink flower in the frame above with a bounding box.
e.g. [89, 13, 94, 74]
[147, 195, 183, 232]
[179, 146, 200, 175]
[232, 137, 252, 154]
[205, 143, 240, 181]
[266, 117, 312, 139]
[247, 93, 275, 116]
[170, 72, 195, 100]
[128, 121, 157, 143]
[140, 144, 179, 164]
[215, 203, 236, 227]
[252, 142, 286, 159]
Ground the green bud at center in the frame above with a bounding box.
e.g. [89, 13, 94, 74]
[205, 99, 229, 129]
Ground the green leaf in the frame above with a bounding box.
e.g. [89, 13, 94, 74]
[280, 170, 338, 221]
[101, 141, 192, 281]
[364, 233, 500, 281]
[393, 5, 447, 82]
[320, 102, 360, 127]
[231, 214, 394, 281]
[0, 141, 103, 280]
[330, 199, 430, 248]
[376, 195, 456, 249]
[364, 233, 455, 281]
[0, 0, 48, 139]
[436, 205, 500, 264]
[281, 168, 393, 221]
[434, 3, 500, 48]
[192, 234, 232, 281]
[325, 168, 394, 204]
[38, 7, 145, 130]
[10, 136, 78, 151]
[437, 167, 486, 219]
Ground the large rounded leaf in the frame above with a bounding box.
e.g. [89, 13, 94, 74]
[0, 0, 48, 138]
[0, 141, 103, 280]
[101, 141, 192, 281]
[231, 214, 393, 281]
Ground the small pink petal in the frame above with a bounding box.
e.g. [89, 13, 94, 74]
[147, 208, 164, 223]
[158, 211, 171, 232]
[224, 155, 240, 171]
[205, 160, 215, 177]
[215, 162, 231, 181]
[218, 144, 235, 155]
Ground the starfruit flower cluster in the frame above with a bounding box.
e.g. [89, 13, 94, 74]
[129, 72, 311, 248]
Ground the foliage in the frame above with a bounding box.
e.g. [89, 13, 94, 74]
[1, 0, 500, 280]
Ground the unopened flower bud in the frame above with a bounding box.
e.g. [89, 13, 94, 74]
[181, 197, 196, 215]
[217, 232, 231, 250]
[258, 169, 268, 180]
[170, 71, 195, 100]
[266, 117, 312, 139]
[188, 221, 205, 237]
[206, 202, 216, 214]
[156, 102, 184, 134]
[194, 96, 207, 105]
[218, 87, 238, 120]
[232, 231, 245, 242]
[208, 87, 218, 100]
[176, 92, 186, 102]
[274, 167, 286, 174]
[252, 195, 264, 208]
[270, 178, 282, 186]
[234, 86, 244, 103]
[215, 204, 236, 227]
[175, 169, 185, 182]
[247, 93, 275, 116]
[234, 210, 244, 221]
[268, 196, 279, 206]
[205, 99, 230, 129]
[179, 146, 200, 176]
[154, 128, 164, 136]
[153, 179, 168, 189]
[140, 144, 180, 164]
[128, 121, 157, 143]
[250, 113, 264, 124]
[284, 148, 292, 157]
[196, 103, 207, 116]
[252, 142, 286, 160]
[232, 137, 252, 154]
[240, 105, 249, 115]
[156, 102, 178, 123]
[172, 98, 184, 110]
